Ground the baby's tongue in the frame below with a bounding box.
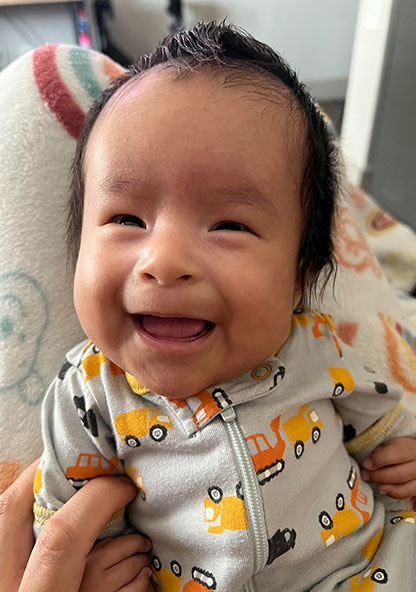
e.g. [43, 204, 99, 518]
[141, 315, 206, 339]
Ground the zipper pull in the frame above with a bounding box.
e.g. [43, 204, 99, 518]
[221, 406, 236, 423]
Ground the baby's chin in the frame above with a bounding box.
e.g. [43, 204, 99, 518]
[143, 375, 210, 399]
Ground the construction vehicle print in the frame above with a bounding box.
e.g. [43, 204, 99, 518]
[349, 566, 388, 590]
[347, 466, 370, 524]
[65, 453, 118, 488]
[245, 414, 285, 485]
[282, 404, 322, 459]
[33, 467, 42, 494]
[361, 527, 383, 562]
[126, 466, 146, 500]
[328, 366, 355, 397]
[81, 345, 123, 382]
[319, 493, 362, 547]
[267, 526, 297, 565]
[151, 556, 183, 592]
[390, 511, 416, 525]
[203, 484, 248, 534]
[114, 407, 173, 447]
[251, 363, 285, 391]
[190, 388, 232, 429]
[73, 395, 99, 437]
[183, 567, 217, 591]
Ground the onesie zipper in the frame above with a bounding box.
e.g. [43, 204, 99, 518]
[221, 406, 269, 592]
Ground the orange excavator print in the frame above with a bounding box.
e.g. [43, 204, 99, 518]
[65, 453, 119, 488]
[347, 466, 370, 524]
[245, 414, 285, 485]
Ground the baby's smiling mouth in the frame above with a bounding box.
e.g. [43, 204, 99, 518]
[135, 314, 215, 341]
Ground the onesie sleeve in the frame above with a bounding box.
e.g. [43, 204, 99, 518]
[329, 338, 416, 465]
[33, 357, 128, 539]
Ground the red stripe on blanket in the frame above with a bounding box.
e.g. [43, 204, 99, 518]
[33, 45, 85, 139]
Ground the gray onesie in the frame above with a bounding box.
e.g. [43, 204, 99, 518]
[34, 309, 416, 591]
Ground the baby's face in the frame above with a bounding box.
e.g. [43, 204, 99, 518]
[74, 70, 303, 397]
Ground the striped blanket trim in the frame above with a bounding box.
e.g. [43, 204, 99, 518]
[32, 44, 125, 139]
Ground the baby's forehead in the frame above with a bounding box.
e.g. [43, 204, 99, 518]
[86, 67, 307, 187]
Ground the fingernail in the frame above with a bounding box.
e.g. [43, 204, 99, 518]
[379, 487, 387, 495]
[144, 537, 152, 550]
[142, 567, 152, 579]
[362, 459, 373, 469]
[361, 469, 370, 481]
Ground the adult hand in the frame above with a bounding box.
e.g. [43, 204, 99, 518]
[0, 460, 151, 592]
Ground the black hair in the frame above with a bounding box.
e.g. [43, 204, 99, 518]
[68, 20, 340, 301]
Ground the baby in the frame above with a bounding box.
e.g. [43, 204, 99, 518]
[34, 22, 416, 592]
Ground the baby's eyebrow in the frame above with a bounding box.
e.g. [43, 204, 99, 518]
[212, 186, 281, 219]
[97, 175, 281, 219]
[97, 175, 145, 196]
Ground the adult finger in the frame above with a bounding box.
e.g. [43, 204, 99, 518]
[19, 475, 137, 592]
[0, 460, 39, 592]
[87, 534, 151, 569]
[118, 567, 153, 592]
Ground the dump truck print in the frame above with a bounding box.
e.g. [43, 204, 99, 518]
[282, 404, 322, 459]
[203, 484, 248, 534]
[328, 366, 355, 397]
[114, 407, 173, 447]
[245, 414, 285, 485]
[390, 511, 416, 525]
[81, 345, 123, 382]
[126, 466, 147, 500]
[151, 556, 183, 592]
[65, 453, 118, 488]
[319, 493, 362, 546]
[349, 566, 388, 590]
[183, 567, 217, 591]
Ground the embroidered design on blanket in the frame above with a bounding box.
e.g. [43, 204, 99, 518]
[0, 272, 48, 405]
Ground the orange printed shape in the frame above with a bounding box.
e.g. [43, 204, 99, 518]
[379, 313, 416, 394]
[336, 321, 358, 347]
[65, 453, 118, 487]
[245, 414, 285, 484]
[0, 461, 21, 494]
[361, 527, 383, 561]
[334, 207, 382, 278]
[204, 487, 248, 534]
[366, 206, 397, 234]
[33, 467, 43, 494]
[82, 348, 123, 382]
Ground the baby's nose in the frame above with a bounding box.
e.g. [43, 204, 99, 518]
[135, 235, 201, 286]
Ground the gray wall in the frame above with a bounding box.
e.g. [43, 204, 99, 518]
[363, 0, 416, 229]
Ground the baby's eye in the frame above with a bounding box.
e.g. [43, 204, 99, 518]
[214, 221, 252, 232]
[112, 215, 146, 228]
